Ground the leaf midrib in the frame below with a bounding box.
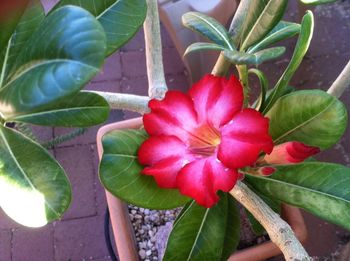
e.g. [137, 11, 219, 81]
[188, 13, 234, 51]
[9, 105, 107, 120]
[0, 38, 12, 88]
[186, 208, 210, 261]
[1, 59, 98, 92]
[105, 153, 137, 159]
[241, 0, 277, 50]
[96, 0, 122, 19]
[0, 127, 60, 217]
[248, 172, 350, 204]
[273, 98, 336, 143]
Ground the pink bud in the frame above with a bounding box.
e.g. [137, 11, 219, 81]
[263, 142, 320, 165]
[259, 166, 276, 176]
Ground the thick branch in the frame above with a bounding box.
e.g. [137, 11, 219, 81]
[144, 0, 167, 99]
[212, 53, 230, 76]
[230, 182, 310, 261]
[327, 60, 350, 98]
[89, 91, 150, 114]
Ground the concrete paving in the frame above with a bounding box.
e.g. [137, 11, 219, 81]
[0, 1, 349, 260]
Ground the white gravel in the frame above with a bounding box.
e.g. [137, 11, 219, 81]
[128, 205, 182, 260]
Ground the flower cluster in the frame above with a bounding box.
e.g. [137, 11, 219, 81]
[138, 75, 319, 207]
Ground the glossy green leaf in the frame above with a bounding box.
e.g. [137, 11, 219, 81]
[184, 42, 226, 56]
[229, 0, 254, 45]
[0, 125, 71, 227]
[0, 0, 29, 55]
[240, 0, 288, 51]
[248, 68, 269, 110]
[234, 0, 268, 46]
[163, 194, 240, 261]
[53, 0, 147, 55]
[221, 196, 241, 260]
[0, 0, 30, 83]
[99, 129, 190, 209]
[249, 21, 301, 53]
[9, 92, 109, 127]
[300, 0, 337, 5]
[223, 47, 285, 66]
[267, 90, 347, 149]
[0, 6, 106, 121]
[3, 0, 45, 81]
[245, 162, 350, 230]
[240, 0, 288, 50]
[182, 12, 235, 50]
[262, 11, 314, 114]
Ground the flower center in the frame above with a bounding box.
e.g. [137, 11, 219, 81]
[188, 124, 221, 157]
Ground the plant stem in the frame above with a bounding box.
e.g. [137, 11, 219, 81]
[327, 60, 350, 98]
[144, 0, 167, 100]
[237, 64, 249, 106]
[212, 53, 231, 76]
[230, 182, 310, 260]
[89, 91, 150, 114]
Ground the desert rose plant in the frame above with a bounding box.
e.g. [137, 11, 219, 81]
[0, 0, 350, 260]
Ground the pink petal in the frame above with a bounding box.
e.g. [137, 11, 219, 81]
[143, 91, 198, 143]
[189, 74, 243, 128]
[138, 135, 193, 188]
[142, 156, 186, 188]
[176, 155, 238, 208]
[218, 109, 273, 169]
[138, 135, 187, 165]
[263, 142, 320, 164]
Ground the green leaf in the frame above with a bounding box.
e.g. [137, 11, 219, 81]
[300, 0, 337, 5]
[267, 90, 347, 149]
[184, 42, 226, 56]
[9, 92, 110, 127]
[182, 12, 235, 50]
[99, 129, 190, 209]
[221, 196, 241, 260]
[240, 0, 288, 50]
[245, 162, 350, 230]
[0, 0, 30, 83]
[223, 47, 285, 66]
[52, 0, 147, 56]
[3, 0, 45, 82]
[0, 125, 71, 227]
[248, 68, 269, 110]
[0, 0, 29, 55]
[262, 11, 314, 114]
[249, 21, 301, 53]
[163, 194, 240, 261]
[0, 6, 106, 121]
[229, 0, 254, 46]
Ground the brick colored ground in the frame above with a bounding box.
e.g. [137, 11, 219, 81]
[0, 1, 349, 261]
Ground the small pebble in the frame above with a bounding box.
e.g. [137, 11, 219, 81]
[129, 205, 182, 260]
[139, 249, 146, 259]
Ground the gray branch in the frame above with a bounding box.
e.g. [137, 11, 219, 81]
[327, 60, 350, 98]
[230, 182, 310, 260]
[144, 0, 168, 99]
[89, 91, 150, 114]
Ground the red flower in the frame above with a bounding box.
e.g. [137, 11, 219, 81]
[138, 74, 273, 207]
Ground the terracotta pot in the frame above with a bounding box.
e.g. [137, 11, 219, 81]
[96, 118, 308, 261]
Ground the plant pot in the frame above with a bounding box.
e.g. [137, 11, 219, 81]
[96, 117, 308, 261]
